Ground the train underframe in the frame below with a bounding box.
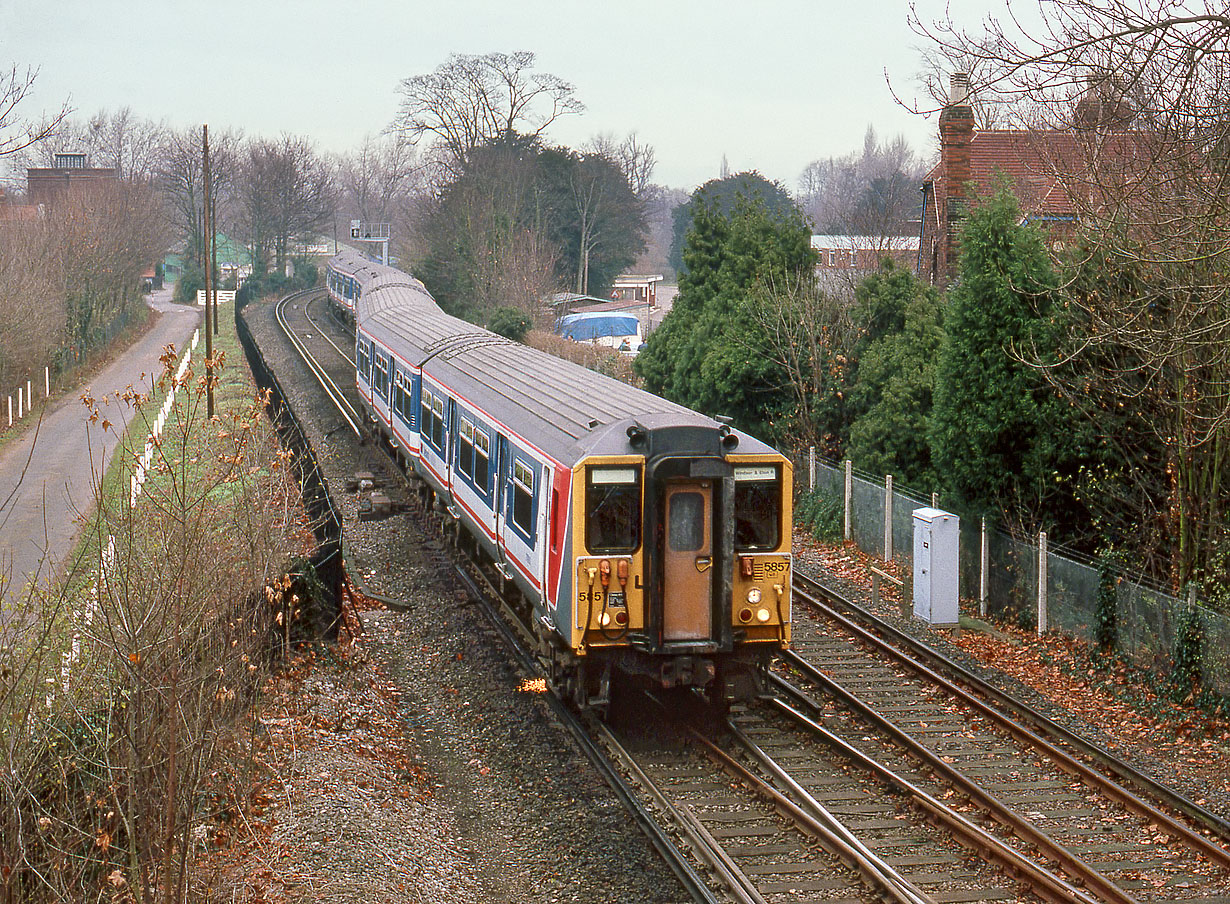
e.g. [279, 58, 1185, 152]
[541, 633, 772, 714]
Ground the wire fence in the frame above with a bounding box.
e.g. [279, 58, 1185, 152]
[796, 450, 1230, 697]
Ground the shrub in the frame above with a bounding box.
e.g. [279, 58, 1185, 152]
[487, 307, 532, 342]
[173, 263, 204, 305]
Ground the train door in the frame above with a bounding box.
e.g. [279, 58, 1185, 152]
[446, 397, 457, 494]
[494, 434, 510, 567]
[662, 480, 713, 641]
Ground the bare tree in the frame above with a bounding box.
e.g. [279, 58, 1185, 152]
[0, 65, 69, 161]
[746, 271, 858, 456]
[335, 133, 421, 227]
[392, 51, 583, 182]
[588, 131, 657, 199]
[159, 126, 240, 272]
[85, 107, 168, 182]
[237, 134, 335, 275]
[0, 216, 64, 385]
[911, 43, 1010, 129]
[53, 180, 168, 358]
[798, 126, 927, 238]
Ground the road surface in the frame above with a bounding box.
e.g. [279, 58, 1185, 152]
[0, 288, 202, 606]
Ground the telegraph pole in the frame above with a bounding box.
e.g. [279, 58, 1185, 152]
[211, 146, 219, 337]
[202, 125, 214, 418]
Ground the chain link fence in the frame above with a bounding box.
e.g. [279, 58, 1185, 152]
[794, 450, 1230, 697]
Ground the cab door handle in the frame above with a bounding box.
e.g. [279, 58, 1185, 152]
[694, 556, 712, 572]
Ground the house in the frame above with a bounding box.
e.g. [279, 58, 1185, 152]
[919, 74, 1098, 287]
[163, 233, 253, 286]
[812, 234, 919, 276]
[610, 274, 663, 307]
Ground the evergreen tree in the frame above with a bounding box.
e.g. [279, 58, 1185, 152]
[668, 172, 798, 275]
[929, 185, 1071, 530]
[636, 193, 815, 440]
[846, 262, 945, 487]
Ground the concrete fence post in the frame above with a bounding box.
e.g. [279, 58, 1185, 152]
[17, 386, 23, 420]
[884, 474, 894, 562]
[45, 366, 49, 398]
[1037, 530, 1048, 636]
[843, 459, 852, 541]
[980, 516, 988, 619]
[808, 446, 816, 490]
[7, 396, 11, 427]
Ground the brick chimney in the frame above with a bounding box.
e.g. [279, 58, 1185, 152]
[937, 72, 975, 284]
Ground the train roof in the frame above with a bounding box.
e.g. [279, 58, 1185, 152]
[341, 254, 781, 466]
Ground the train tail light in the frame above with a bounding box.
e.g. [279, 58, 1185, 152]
[738, 608, 753, 623]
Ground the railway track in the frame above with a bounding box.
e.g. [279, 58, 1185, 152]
[269, 287, 1230, 903]
[785, 575, 1230, 903]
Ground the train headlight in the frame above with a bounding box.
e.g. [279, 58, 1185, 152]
[757, 608, 771, 623]
[746, 587, 762, 604]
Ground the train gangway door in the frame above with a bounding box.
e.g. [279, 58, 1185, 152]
[662, 480, 713, 641]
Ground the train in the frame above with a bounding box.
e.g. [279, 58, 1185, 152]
[326, 248, 792, 709]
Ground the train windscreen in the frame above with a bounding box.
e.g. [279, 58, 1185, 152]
[734, 466, 781, 551]
[586, 467, 641, 553]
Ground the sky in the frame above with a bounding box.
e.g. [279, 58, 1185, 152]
[0, 0, 1003, 192]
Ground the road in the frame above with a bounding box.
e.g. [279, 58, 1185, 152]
[0, 288, 202, 606]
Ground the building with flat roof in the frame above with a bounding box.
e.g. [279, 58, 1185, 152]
[27, 153, 118, 209]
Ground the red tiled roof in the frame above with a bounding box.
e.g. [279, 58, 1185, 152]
[927, 128, 1156, 220]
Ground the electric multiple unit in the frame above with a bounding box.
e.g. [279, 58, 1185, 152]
[327, 249, 792, 708]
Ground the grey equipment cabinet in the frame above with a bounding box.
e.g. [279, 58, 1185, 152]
[912, 507, 959, 625]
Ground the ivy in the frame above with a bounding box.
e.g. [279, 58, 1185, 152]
[1171, 588, 1204, 702]
[1094, 550, 1122, 653]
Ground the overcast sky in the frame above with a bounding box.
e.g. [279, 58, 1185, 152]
[1, 0, 1002, 191]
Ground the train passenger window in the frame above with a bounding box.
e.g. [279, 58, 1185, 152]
[431, 396, 445, 449]
[669, 492, 705, 552]
[585, 467, 640, 553]
[474, 430, 490, 489]
[458, 419, 475, 479]
[357, 341, 370, 381]
[512, 461, 534, 535]
[420, 387, 432, 439]
[393, 373, 413, 425]
[733, 466, 781, 551]
[374, 355, 388, 398]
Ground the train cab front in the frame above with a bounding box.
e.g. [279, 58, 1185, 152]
[571, 415, 791, 703]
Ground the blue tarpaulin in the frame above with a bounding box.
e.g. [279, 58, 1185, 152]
[555, 312, 640, 341]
